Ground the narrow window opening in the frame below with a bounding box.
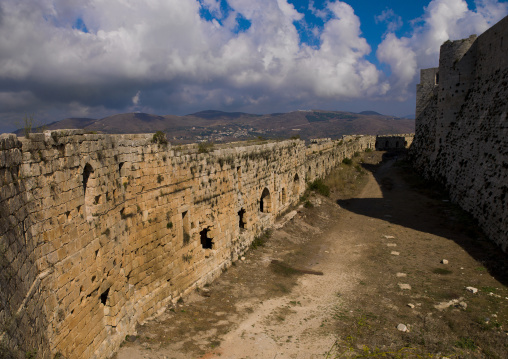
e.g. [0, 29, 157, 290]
[200, 227, 213, 249]
[237, 166, 242, 190]
[238, 208, 246, 229]
[83, 163, 93, 195]
[100, 288, 110, 305]
[118, 162, 124, 176]
[182, 211, 190, 245]
[435, 72, 439, 85]
[281, 188, 287, 204]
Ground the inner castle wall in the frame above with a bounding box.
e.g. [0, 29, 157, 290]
[411, 15, 508, 251]
[0, 131, 376, 358]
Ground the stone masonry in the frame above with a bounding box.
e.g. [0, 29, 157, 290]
[375, 134, 414, 151]
[411, 15, 508, 251]
[0, 131, 376, 358]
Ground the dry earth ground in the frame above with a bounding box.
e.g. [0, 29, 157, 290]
[115, 151, 507, 359]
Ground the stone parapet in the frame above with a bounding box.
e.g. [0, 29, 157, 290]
[0, 130, 377, 358]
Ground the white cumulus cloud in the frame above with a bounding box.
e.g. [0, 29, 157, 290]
[377, 0, 508, 98]
[0, 0, 507, 130]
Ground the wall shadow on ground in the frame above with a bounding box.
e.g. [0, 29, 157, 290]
[336, 151, 508, 286]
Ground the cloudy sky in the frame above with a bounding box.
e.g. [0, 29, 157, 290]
[1, 0, 507, 133]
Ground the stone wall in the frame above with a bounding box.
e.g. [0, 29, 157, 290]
[375, 134, 414, 151]
[0, 130, 375, 359]
[411, 15, 508, 251]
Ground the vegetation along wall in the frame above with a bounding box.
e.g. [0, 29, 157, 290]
[0, 130, 376, 358]
[411, 15, 508, 251]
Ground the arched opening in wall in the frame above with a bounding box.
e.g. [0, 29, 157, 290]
[238, 208, 246, 229]
[293, 174, 300, 196]
[200, 227, 213, 249]
[260, 188, 271, 213]
[281, 188, 287, 204]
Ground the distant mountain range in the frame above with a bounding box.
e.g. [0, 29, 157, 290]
[16, 110, 414, 143]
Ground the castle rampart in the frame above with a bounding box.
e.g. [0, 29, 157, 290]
[374, 134, 414, 151]
[412, 15, 508, 251]
[0, 130, 375, 358]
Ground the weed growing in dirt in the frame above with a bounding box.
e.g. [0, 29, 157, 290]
[322, 153, 373, 198]
[455, 336, 477, 350]
[307, 179, 330, 197]
[432, 268, 453, 275]
[250, 229, 272, 249]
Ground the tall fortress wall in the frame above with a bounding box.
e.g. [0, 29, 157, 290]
[0, 130, 376, 358]
[412, 16, 508, 251]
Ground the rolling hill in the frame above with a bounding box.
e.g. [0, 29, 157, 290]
[15, 110, 414, 143]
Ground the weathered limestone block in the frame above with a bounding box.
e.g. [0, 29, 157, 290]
[0, 130, 381, 359]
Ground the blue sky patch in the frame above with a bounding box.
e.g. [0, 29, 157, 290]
[73, 18, 89, 33]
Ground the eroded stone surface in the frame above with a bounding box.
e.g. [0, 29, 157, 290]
[0, 132, 376, 358]
[412, 16, 508, 252]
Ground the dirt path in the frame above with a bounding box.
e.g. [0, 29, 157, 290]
[116, 154, 507, 359]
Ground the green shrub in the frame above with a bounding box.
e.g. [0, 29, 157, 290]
[198, 141, 214, 153]
[307, 179, 330, 197]
[152, 131, 168, 144]
[342, 157, 353, 165]
[157, 174, 164, 183]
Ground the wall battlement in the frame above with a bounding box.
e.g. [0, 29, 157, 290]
[0, 130, 377, 358]
[412, 15, 508, 251]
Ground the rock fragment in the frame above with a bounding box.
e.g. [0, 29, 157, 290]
[466, 286, 478, 294]
[397, 324, 408, 332]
